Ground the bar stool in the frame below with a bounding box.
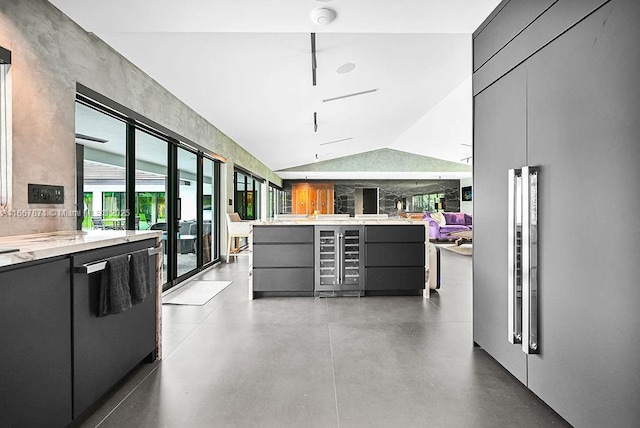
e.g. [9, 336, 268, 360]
[226, 212, 251, 263]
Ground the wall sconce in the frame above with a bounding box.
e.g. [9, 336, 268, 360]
[0, 46, 12, 209]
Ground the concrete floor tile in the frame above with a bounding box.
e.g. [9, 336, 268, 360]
[81, 254, 568, 428]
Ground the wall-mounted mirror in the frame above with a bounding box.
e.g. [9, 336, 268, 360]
[355, 187, 379, 214]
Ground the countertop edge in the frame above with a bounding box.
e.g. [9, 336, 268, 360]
[0, 230, 162, 268]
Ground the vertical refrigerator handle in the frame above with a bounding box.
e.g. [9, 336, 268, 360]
[522, 166, 539, 354]
[507, 169, 522, 344]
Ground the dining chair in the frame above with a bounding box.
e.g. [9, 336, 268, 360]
[91, 216, 112, 230]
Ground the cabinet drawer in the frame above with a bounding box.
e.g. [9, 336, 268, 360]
[365, 225, 425, 243]
[253, 226, 314, 243]
[366, 267, 425, 290]
[253, 268, 314, 291]
[366, 243, 425, 267]
[253, 243, 314, 268]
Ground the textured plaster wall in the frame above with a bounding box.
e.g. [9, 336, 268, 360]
[0, 0, 280, 237]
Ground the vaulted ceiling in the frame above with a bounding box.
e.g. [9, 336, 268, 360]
[50, 0, 500, 178]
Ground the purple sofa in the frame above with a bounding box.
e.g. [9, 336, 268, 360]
[423, 212, 472, 241]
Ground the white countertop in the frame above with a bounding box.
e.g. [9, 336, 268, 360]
[0, 230, 162, 268]
[252, 219, 428, 226]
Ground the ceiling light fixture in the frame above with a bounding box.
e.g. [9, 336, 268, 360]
[310, 7, 336, 25]
[320, 137, 353, 146]
[322, 88, 378, 103]
[310, 33, 317, 86]
[336, 63, 356, 74]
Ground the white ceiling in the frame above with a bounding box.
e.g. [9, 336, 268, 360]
[51, 0, 500, 174]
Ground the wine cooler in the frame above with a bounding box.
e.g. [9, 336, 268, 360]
[314, 226, 364, 296]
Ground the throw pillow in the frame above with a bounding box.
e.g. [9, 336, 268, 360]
[444, 212, 466, 225]
[430, 212, 446, 226]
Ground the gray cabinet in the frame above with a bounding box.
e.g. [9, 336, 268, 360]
[474, 65, 528, 384]
[473, 1, 640, 425]
[0, 238, 159, 426]
[364, 225, 425, 293]
[253, 225, 314, 295]
[314, 226, 364, 295]
[0, 258, 73, 427]
[71, 239, 157, 419]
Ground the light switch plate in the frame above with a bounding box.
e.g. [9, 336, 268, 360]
[28, 184, 64, 204]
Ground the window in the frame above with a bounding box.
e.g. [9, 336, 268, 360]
[0, 47, 11, 209]
[412, 192, 444, 212]
[234, 169, 264, 220]
[268, 183, 284, 219]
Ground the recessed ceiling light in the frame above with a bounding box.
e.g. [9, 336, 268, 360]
[336, 63, 356, 74]
[310, 7, 336, 25]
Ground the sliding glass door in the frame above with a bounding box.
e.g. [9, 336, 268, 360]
[176, 147, 198, 278]
[135, 129, 168, 283]
[75, 102, 127, 231]
[202, 157, 216, 264]
[75, 96, 221, 291]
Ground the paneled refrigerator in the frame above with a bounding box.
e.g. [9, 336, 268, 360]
[473, 1, 640, 426]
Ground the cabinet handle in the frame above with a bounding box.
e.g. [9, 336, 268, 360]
[507, 169, 522, 345]
[522, 166, 539, 354]
[75, 246, 161, 274]
[338, 233, 343, 284]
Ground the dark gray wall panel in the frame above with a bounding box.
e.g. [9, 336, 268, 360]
[525, 1, 640, 425]
[474, 0, 556, 71]
[253, 268, 314, 292]
[253, 244, 314, 268]
[253, 225, 314, 243]
[0, 258, 72, 427]
[365, 267, 425, 290]
[473, 66, 528, 385]
[474, 0, 610, 95]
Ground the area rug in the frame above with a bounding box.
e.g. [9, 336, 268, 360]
[441, 245, 473, 256]
[163, 280, 233, 305]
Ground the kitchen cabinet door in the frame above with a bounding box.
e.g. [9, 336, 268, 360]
[316, 188, 334, 214]
[525, 2, 640, 425]
[293, 187, 309, 215]
[0, 258, 72, 427]
[473, 65, 528, 385]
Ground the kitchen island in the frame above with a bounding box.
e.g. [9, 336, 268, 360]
[250, 219, 428, 299]
[0, 230, 162, 427]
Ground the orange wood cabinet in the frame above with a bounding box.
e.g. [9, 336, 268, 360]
[292, 183, 334, 215]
